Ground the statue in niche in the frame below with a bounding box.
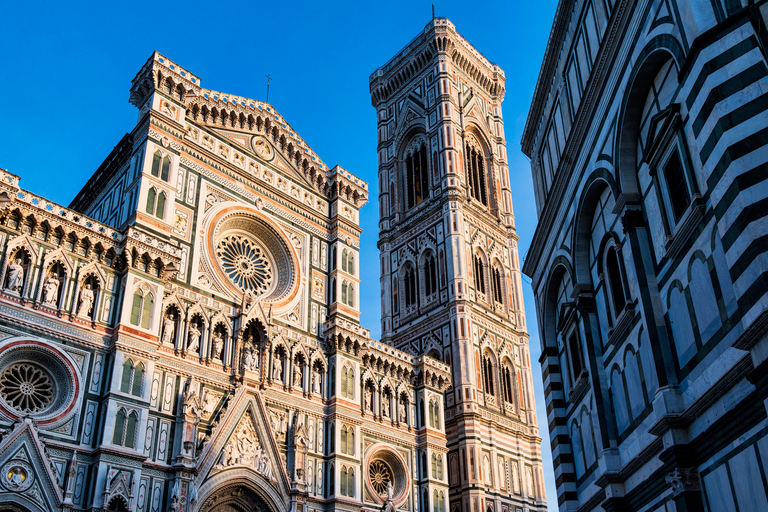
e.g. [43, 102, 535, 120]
[212, 333, 224, 361]
[187, 324, 201, 353]
[399, 401, 407, 423]
[382, 396, 390, 418]
[272, 357, 283, 382]
[162, 314, 175, 344]
[293, 364, 303, 387]
[77, 284, 94, 317]
[312, 368, 321, 394]
[6, 258, 24, 293]
[42, 274, 59, 305]
[364, 387, 372, 411]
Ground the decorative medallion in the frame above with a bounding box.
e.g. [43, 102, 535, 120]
[369, 459, 392, 497]
[1, 460, 34, 492]
[365, 446, 409, 505]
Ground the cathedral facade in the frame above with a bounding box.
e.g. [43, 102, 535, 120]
[522, 0, 768, 511]
[0, 50, 452, 512]
[370, 19, 547, 512]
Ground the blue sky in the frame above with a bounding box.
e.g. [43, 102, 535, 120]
[0, 1, 558, 508]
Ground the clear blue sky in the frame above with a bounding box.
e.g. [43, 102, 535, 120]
[0, 1, 558, 508]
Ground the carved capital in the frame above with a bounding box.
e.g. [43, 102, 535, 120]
[665, 467, 700, 496]
[621, 209, 645, 234]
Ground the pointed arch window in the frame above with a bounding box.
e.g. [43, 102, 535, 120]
[466, 141, 487, 205]
[113, 408, 139, 448]
[130, 289, 154, 329]
[490, 265, 504, 305]
[473, 255, 486, 296]
[120, 359, 145, 397]
[405, 142, 429, 210]
[145, 187, 156, 214]
[424, 254, 437, 297]
[483, 354, 495, 396]
[605, 245, 627, 320]
[150, 151, 162, 178]
[404, 265, 418, 310]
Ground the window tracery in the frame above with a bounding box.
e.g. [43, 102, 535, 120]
[404, 138, 429, 210]
[465, 136, 488, 205]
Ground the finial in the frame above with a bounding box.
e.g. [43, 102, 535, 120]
[432, 4, 435, 19]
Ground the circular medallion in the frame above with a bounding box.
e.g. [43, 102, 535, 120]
[1, 460, 33, 492]
[0, 362, 55, 414]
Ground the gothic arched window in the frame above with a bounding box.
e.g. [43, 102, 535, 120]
[465, 140, 487, 205]
[145, 187, 156, 214]
[473, 255, 486, 296]
[405, 141, 429, 210]
[605, 245, 627, 320]
[130, 290, 153, 329]
[424, 254, 437, 297]
[404, 264, 418, 310]
[490, 264, 504, 305]
[483, 353, 495, 396]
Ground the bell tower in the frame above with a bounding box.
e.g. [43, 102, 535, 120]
[371, 18, 547, 512]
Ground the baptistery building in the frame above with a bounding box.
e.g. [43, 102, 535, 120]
[0, 51, 452, 512]
[523, 0, 768, 511]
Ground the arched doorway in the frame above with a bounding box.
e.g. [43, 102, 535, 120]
[197, 478, 284, 512]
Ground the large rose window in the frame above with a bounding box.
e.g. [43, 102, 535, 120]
[204, 210, 298, 303]
[216, 235, 274, 295]
[365, 447, 409, 505]
[0, 363, 54, 414]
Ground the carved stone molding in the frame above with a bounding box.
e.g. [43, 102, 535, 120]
[665, 467, 701, 497]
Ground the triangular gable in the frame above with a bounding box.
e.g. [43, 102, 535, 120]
[0, 420, 63, 510]
[196, 389, 289, 498]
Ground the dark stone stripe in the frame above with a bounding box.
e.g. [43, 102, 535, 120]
[736, 270, 768, 320]
[713, 161, 768, 221]
[722, 195, 768, 253]
[686, 36, 759, 109]
[707, 125, 768, 200]
[699, 71, 768, 163]
[729, 233, 768, 284]
[692, 48, 766, 137]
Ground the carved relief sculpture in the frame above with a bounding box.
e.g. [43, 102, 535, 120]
[188, 324, 201, 354]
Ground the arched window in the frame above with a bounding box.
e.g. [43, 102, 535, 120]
[501, 363, 515, 405]
[145, 187, 156, 214]
[483, 354, 495, 396]
[341, 249, 348, 272]
[340, 466, 348, 496]
[125, 411, 138, 448]
[331, 278, 337, 303]
[120, 359, 144, 397]
[132, 363, 144, 396]
[347, 284, 354, 307]
[491, 265, 504, 305]
[160, 155, 171, 182]
[112, 408, 126, 444]
[340, 426, 347, 454]
[474, 255, 486, 296]
[155, 192, 166, 219]
[329, 463, 335, 495]
[347, 251, 355, 275]
[432, 454, 437, 478]
[331, 246, 337, 270]
[404, 265, 418, 309]
[341, 282, 348, 305]
[150, 151, 162, 177]
[120, 360, 133, 393]
[436, 455, 443, 480]
[465, 140, 487, 205]
[347, 467, 355, 497]
[434, 490, 439, 512]
[605, 245, 627, 319]
[131, 290, 153, 329]
[424, 254, 437, 297]
[405, 142, 429, 210]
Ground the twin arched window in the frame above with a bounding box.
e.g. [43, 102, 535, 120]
[466, 141, 487, 205]
[150, 151, 171, 182]
[428, 399, 440, 428]
[130, 290, 153, 329]
[341, 281, 355, 307]
[433, 490, 445, 512]
[113, 408, 139, 448]
[501, 363, 516, 406]
[145, 187, 166, 219]
[431, 454, 443, 479]
[340, 425, 355, 455]
[120, 359, 144, 396]
[405, 142, 429, 210]
[339, 466, 355, 497]
[490, 265, 504, 305]
[341, 249, 355, 275]
[340, 366, 354, 399]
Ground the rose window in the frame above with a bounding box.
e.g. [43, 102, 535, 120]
[0, 363, 55, 414]
[369, 460, 393, 497]
[216, 235, 274, 295]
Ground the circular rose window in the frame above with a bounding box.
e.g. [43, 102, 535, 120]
[204, 209, 298, 303]
[0, 340, 79, 427]
[366, 447, 409, 505]
[0, 363, 55, 414]
[216, 235, 274, 295]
